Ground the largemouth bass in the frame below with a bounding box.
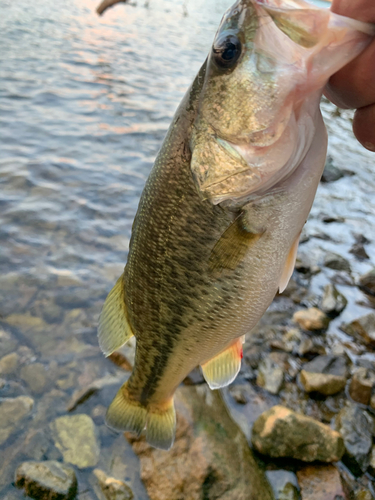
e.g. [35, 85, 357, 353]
[99, 0, 374, 450]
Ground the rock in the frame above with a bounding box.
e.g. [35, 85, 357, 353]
[300, 355, 348, 396]
[0, 352, 20, 375]
[320, 284, 347, 317]
[127, 385, 274, 500]
[0, 328, 17, 358]
[15, 460, 77, 500]
[350, 243, 369, 260]
[92, 469, 134, 500]
[266, 470, 300, 500]
[349, 368, 375, 406]
[66, 374, 123, 412]
[321, 156, 344, 183]
[20, 363, 47, 394]
[251, 405, 344, 462]
[335, 403, 373, 475]
[367, 446, 375, 477]
[293, 307, 329, 331]
[355, 490, 374, 500]
[296, 464, 347, 500]
[257, 356, 284, 395]
[0, 396, 34, 445]
[50, 414, 100, 469]
[23, 429, 52, 461]
[341, 313, 375, 346]
[359, 269, 375, 297]
[323, 252, 351, 272]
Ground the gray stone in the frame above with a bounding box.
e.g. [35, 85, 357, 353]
[293, 307, 329, 331]
[320, 284, 347, 317]
[92, 469, 133, 500]
[20, 363, 47, 394]
[252, 405, 344, 462]
[350, 243, 369, 260]
[15, 460, 77, 500]
[349, 368, 375, 406]
[335, 403, 373, 475]
[0, 396, 34, 445]
[23, 429, 51, 461]
[0, 352, 20, 375]
[0, 328, 17, 358]
[321, 156, 344, 183]
[257, 356, 284, 395]
[323, 252, 351, 272]
[266, 470, 300, 500]
[359, 269, 375, 297]
[300, 355, 348, 396]
[341, 313, 375, 346]
[50, 414, 100, 469]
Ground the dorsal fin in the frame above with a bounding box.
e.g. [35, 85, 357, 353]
[98, 273, 134, 356]
[279, 233, 300, 293]
[200, 336, 244, 389]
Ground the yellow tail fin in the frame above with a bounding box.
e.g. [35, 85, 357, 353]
[106, 382, 176, 450]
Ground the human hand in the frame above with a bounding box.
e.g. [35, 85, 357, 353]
[325, 0, 375, 152]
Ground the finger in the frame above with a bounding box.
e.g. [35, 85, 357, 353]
[325, 0, 375, 109]
[353, 104, 375, 152]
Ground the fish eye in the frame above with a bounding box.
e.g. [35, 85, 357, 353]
[212, 34, 242, 70]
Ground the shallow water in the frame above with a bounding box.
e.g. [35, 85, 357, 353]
[1, 0, 375, 498]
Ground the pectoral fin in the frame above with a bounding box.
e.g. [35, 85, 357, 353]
[98, 273, 135, 356]
[209, 214, 264, 273]
[278, 233, 300, 293]
[200, 336, 244, 389]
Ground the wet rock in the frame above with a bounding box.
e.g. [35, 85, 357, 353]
[0, 328, 17, 357]
[355, 490, 374, 500]
[296, 464, 347, 500]
[359, 269, 375, 297]
[20, 363, 47, 394]
[321, 156, 344, 183]
[350, 243, 369, 261]
[335, 403, 373, 475]
[66, 374, 123, 412]
[320, 284, 347, 317]
[349, 368, 375, 406]
[266, 470, 300, 500]
[341, 313, 375, 346]
[0, 352, 20, 375]
[23, 429, 52, 461]
[50, 414, 100, 469]
[293, 307, 329, 331]
[92, 469, 134, 500]
[323, 252, 351, 273]
[252, 405, 344, 462]
[127, 385, 274, 500]
[0, 396, 34, 445]
[300, 355, 348, 396]
[257, 356, 284, 395]
[15, 460, 77, 500]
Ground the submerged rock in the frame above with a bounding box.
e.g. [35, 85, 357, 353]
[335, 403, 373, 476]
[92, 469, 134, 500]
[320, 284, 347, 317]
[0, 352, 20, 375]
[252, 405, 344, 462]
[293, 307, 329, 331]
[359, 269, 375, 296]
[300, 355, 348, 396]
[349, 368, 375, 406]
[127, 385, 274, 500]
[323, 252, 351, 273]
[341, 313, 375, 346]
[257, 356, 284, 395]
[20, 363, 48, 394]
[0, 396, 34, 445]
[266, 470, 300, 500]
[50, 414, 100, 469]
[15, 460, 77, 500]
[296, 464, 347, 500]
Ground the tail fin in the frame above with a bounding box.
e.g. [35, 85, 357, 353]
[106, 382, 176, 450]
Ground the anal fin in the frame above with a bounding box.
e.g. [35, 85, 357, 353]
[201, 336, 244, 390]
[279, 233, 301, 293]
[98, 273, 134, 356]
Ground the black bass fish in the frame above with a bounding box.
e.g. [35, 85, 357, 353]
[99, 0, 374, 449]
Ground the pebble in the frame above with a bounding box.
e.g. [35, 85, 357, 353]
[350, 243, 369, 260]
[323, 252, 351, 273]
[320, 284, 347, 317]
[367, 447, 375, 477]
[293, 307, 329, 331]
[266, 470, 300, 500]
[251, 405, 344, 462]
[321, 157, 344, 183]
[0, 352, 20, 375]
[256, 356, 284, 395]
[20, 363, 48, 394]
[359, 268, 375, 296]
[15, 460, 77, 500]
[296, 464, 347, 500]
[341, 312, 375, 346]
[0, 328, 17, 358]
[300, 355, 348, 396]
[0, 396, 34, 445]
[349, 368, 375, 406]
[50, 414, 100, 469]
[335, 403, 373, 475]
[92, 469, 134, 500]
